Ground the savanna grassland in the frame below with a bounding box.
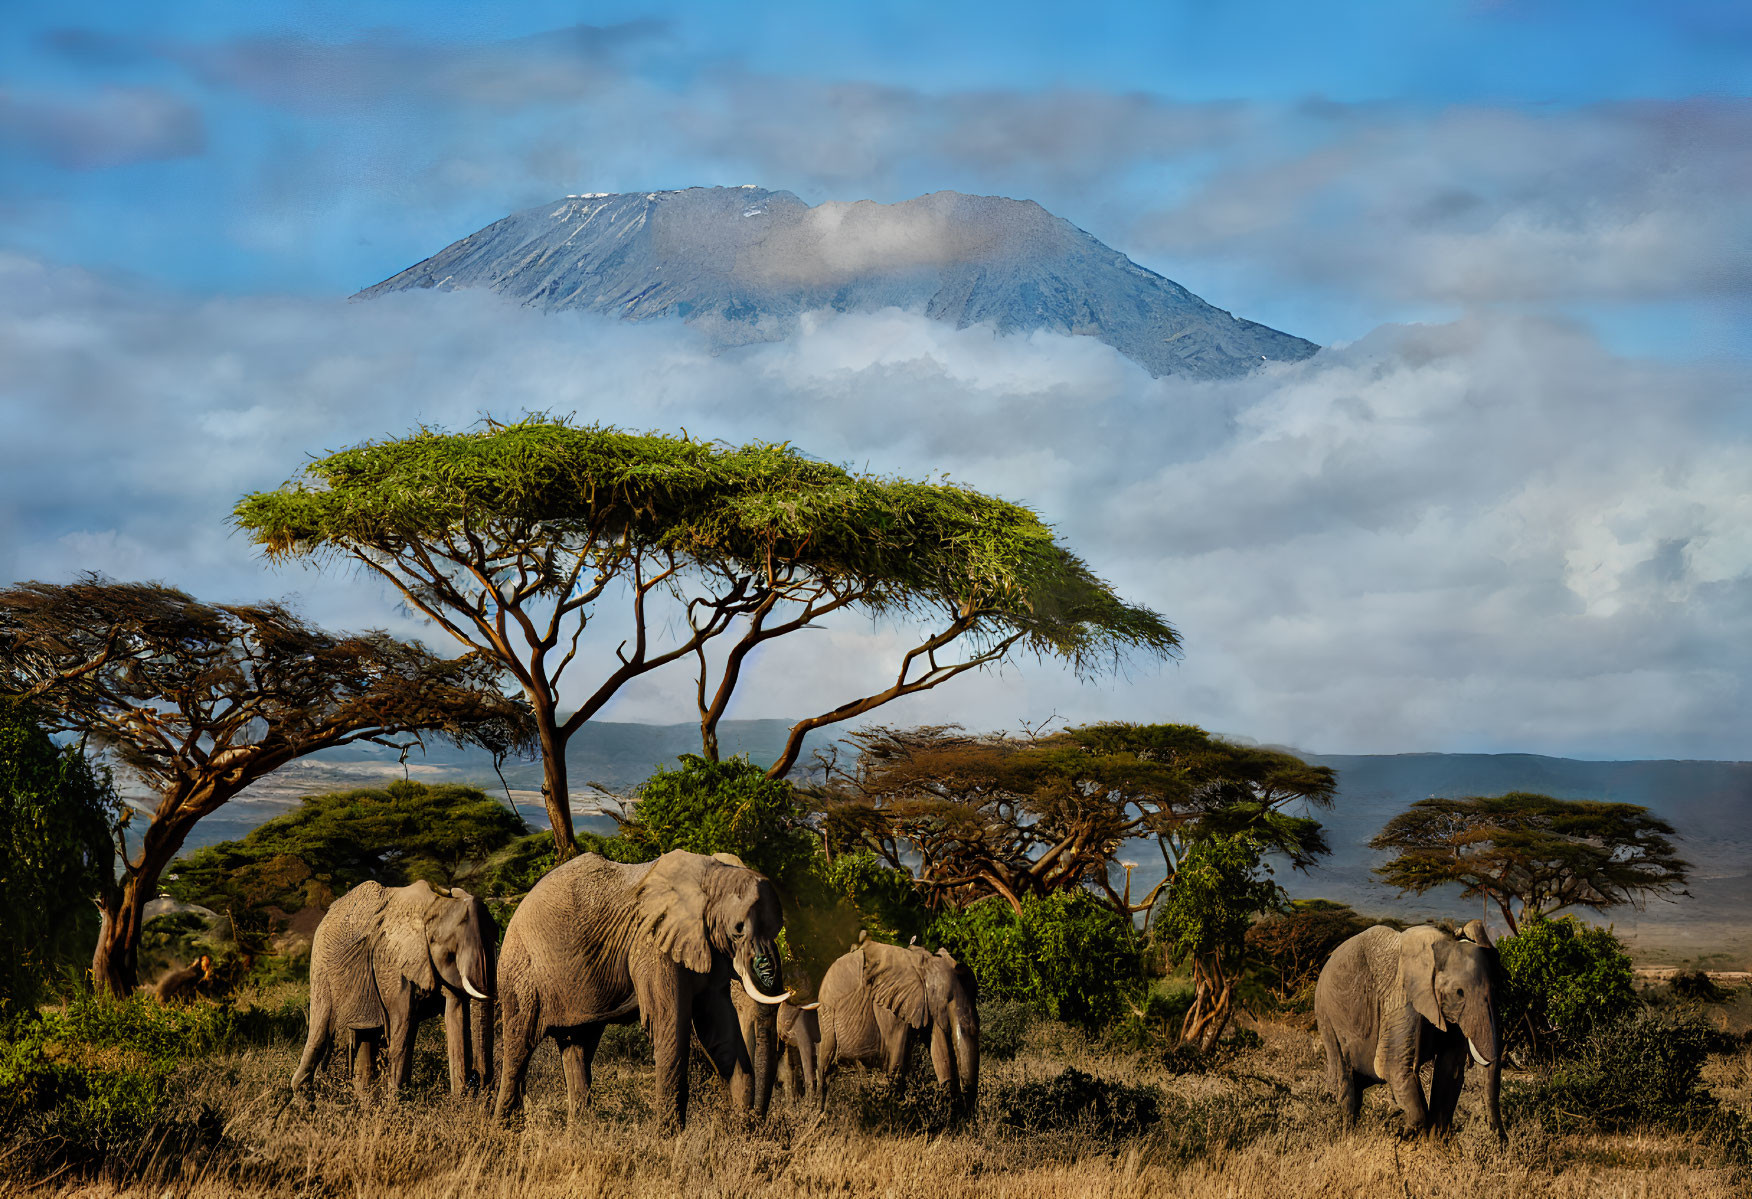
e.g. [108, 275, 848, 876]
[11, 984, 1750, 1199]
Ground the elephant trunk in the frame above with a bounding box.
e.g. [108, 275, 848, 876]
[750, 998, 777, 1119]
[472, 992, 495, 1093]
[1458, 1002, 1501, 1070]
[954, 1012, 980, 1112]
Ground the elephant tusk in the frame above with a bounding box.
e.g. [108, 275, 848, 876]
[797, 1001, 820, 1011]
[736, 961, 791, 1006]
[461, 970, 489, 1002]
[1468, 1039, 1490, 1067]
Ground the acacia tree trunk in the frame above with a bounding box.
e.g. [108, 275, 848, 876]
[1180, 955, 1238, 1052]
[92, 818, 186, 995]
[534, 716, 576, 861]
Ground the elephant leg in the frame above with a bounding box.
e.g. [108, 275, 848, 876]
[352, 1031, 378, 1104]
[642, 974, 694, 1130]
[1428, 1041, 1468, 1136]
[695, 988, 762, 1120]
[885, 1025, 913, 1095]
[291, 987, 333, 1094]
[385, 1010, 417, 1103]
[1320, 1025, 1361, 1127]
[559, 1024, 605, 1125]
[782, 1042, 802, 1102]
[493, 989, 538, 1123]
[815, 1017, 837, 1112]
[799, 1033, 819, 1106]
[444, 992, 472, 1096]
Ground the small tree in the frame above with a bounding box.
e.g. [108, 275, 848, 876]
[235, 419, 1177, 859]
[619, 755, 817, 888]
[1244, 900, 1376, 1009]
[1497, 913, 1636, 1057]
[1153, 834, 1285, 1051]
[0, 578, 532, 994]
[0, 701, 118, 1013]
[814, 722, 1332, 918]
[1371, 793, 1690, 935]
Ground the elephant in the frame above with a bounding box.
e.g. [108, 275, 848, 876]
[730, 990, 821, 1104]
[290, 880, 496, 1103]
[1314, 920, 1503, 1138]
[814, 934, 980, 1113]
[493, 850, 790, 1129]
[150, 953, 212, 1002]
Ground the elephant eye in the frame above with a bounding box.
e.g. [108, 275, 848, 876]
[1456, 987, 1465, 997]
[735, 920, 746, 934]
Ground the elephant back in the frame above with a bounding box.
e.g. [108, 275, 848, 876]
[312, 881, 393, 1031]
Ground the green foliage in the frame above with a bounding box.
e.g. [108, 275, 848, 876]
[1511, 1007, 1749, 1156]
[816, 850, 933, 946]
[233, 418, 1178, 671]
[1155, 835, 1286, 969]
[0, 992, 298, 1173]
[1371, 792, 1690, 928]
[166, 780, 527, 928]
[993, 1068, 1162, 1140]
[0, 701, 118, 1014]
[622, 755, 816, 885]
[1498, 913, 1636, 1056]
[929, 891, 1142, 1029]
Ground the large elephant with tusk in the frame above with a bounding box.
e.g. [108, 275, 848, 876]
[493, 850, 788, 1128]
[1315, 920, 1504, 1138]
[291, 879, 496, 1103]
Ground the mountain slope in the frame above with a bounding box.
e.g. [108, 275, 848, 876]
[356, 187, 1318, 380]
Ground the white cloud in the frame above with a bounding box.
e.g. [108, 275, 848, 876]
[2, 254, 1748, 758]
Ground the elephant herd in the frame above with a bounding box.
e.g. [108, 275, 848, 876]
[289, 847, 1503, 1138]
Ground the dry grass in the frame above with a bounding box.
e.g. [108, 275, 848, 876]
[12, 1015, 1746, 1199]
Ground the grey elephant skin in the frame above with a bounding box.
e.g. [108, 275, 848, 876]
[729, 992, 820, 1104]
[1315, 921, 1503, 1137]
[814, 938, 979, 1113]
[291, 880, 496, 1102]
[494, 850, 790, 1128]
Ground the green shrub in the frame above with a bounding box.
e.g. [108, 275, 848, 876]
[0, 993, 253, 1173]
[817, 850, 933, 947]
[1105, 983, 1195, 1053]
[1498, 914, 1635, 1056]
[1511, 1007, 1749, 1157]
[621, 755, 817, 887]
[929, 891, 1143, 1030]
[977, 999, 1034, 1061]
[993, 1067, 1161, 1140]
[0, 700, 118, 1015]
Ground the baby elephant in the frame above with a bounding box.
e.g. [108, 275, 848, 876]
[814, 934, 979, 1114]
[1315, 920, 1503, 1138]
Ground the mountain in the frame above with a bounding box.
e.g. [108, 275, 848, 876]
[355, 187, 1319, 380]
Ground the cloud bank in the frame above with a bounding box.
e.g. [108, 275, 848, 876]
[4, 253, 1747, 759]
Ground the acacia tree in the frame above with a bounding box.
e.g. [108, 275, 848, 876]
[0, 578, 532, 994]
[236, 419, 1177, 859]
[1370, 792, 1690, 935]
[812, 722, 1333, 918]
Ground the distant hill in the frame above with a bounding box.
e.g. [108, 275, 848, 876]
[193, 727, 1751, 966]
[355, 186, 1318, 380]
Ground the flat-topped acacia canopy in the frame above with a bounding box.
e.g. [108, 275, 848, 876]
[235, 418, 1178, 854]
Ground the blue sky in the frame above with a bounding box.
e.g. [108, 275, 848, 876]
[2, 2, 1749, 758]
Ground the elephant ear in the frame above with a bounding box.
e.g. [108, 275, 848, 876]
[940, 948, 980, 1006]
[862, 941, 929, 1029]
[634, 853, 714, 974]
[380, 881, 439, 991]
[1401, 926, 1449, 1031]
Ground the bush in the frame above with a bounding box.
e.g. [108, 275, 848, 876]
[978, 999, 1034, 1061]
[621, 755, 817, 887]
[1511, 1006, 1749, 1157]
[1669, 969, 1733, 1005]
[993, 1068, 1161, 1140]
[0, 701, 118, 1015]
[929, 891, 1143, 1031]
[1498, 914, 1635, 1056]
[0, 993, 256, 1174]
